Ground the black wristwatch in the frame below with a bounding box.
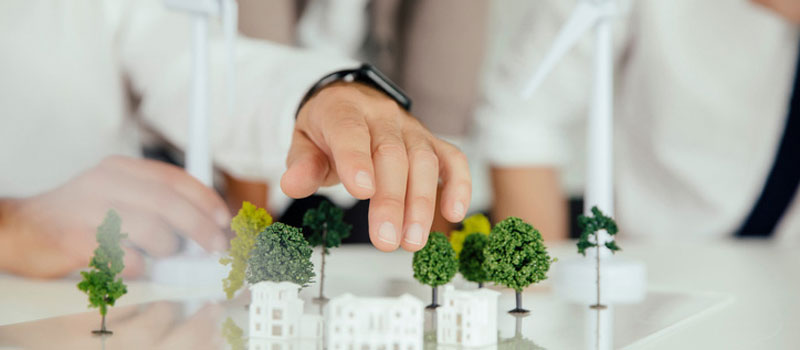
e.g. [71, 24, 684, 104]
[297, 64, 412, 116]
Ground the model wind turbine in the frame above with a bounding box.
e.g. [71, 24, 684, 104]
[151, 0, 238, 287]
[521, 1, 644, 348]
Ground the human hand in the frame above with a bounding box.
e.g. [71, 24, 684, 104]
[281, 82, 472, 252]
[752, 0, 800, 23]
[0, 156, 231, 278]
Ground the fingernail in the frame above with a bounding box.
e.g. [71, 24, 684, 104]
[378, 222, 397, 245]
[453, 201, 466, 218]
[404, 223, 424, 245]
[214, 209, 231, 228]
[355, 171, 374, 191]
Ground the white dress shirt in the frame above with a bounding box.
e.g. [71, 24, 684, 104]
[0, 0, 355, 207]
[476, 0, 800, 241]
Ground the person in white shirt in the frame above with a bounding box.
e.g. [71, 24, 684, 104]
[478, 0, 799, 241]
[0, 0, 471, 278]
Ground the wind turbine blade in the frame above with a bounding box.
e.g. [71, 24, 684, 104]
[521, 2, 603, 98]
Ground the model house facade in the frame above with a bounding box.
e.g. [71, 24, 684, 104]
[249, 281, 305, 339]
[326, 293, 424, 350]
[437, 286, 500, 347]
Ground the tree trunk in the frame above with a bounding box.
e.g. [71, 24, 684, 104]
[478, 282, 483, 289]
[314, 226, 329, 304]
[92, 313, 113, 335]
[508, 290, 530, 315]
[590, 243, 607, 310]
[426, 286, 439, 309]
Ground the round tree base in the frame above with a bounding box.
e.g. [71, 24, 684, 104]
[589, 304, 608, 310]
[508, 308, 530, 316]
[425, 303, 440, 310]
[312, 296, 329, 305]
[92, 329, 113, 336]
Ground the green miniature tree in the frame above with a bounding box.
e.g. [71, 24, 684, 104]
[246, 222, 315, 287]
[303, 200, 352, 302]
[484, 217, 554, 315]
[577, 206, 620, 309]
[412, 232, 457, 309]
[77, 210, 128, 335]
[459, 233, 490, 288]
[220, 202, 273, 299]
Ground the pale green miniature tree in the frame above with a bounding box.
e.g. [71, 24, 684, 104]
[77, 210, 128, 335]
[220, 202, 273, 299]
[577, 206, 620, 309]
[412, 232, 457, 309]
[221, 317, 245, 350]
[246, 222, 315, 287]
[303, 200, 352, 302]
[484, 217, 554, 315]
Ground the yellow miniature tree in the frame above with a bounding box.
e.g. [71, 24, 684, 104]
[449, 213, 491, 257]
[220, 202, 273, 299]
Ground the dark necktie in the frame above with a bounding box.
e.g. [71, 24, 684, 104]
[737, 41, 800, 237]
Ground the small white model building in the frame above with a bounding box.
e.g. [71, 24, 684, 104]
[248, 338, 322, 350]
[249, 281, 322, 340]
[437, 286, 500, 347]
[326, 293, 424, 350]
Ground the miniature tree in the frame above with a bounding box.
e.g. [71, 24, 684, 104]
[221, 317, 245, 350]
[577, 206, 620, 309]
[77, 210, 128, 335]
[458, 233, 490, 288]
[449, 213, 491, 258]
[246, 222, 315, 287]
[303, 200, 352, 302]
[220, 202, 273, 299]
[484, 217, 554, 315]
[412, 232, 457, 309]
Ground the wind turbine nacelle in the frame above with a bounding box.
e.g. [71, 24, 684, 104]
[164, 0, 223, 15]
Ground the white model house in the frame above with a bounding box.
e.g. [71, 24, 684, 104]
[437, 286, 500, 347]
[326, 293, 424, 350]
[249, 281, 321, 340]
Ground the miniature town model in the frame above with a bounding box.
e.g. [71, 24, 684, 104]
[326, 293, 424, 350]
[221, 202, 273, 299]
[449, 213, 491, 258]
[246, 222, 315, 288]
[484, 217, 555, 315]
[77, 210, 128, 335]
[412, 232, 458, 309]
[249, 281, 323, 340]
[459, 233, 491, 288]
[437, 285, 500, 347]
[577, 206, 621, 309]
[303, 200, 352, 303]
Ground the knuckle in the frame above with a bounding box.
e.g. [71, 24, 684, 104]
[409, 147, 439, 168]
[409, 195, 436, 214]
[376, 194, 406, 210]
[373, 143, 408, 162]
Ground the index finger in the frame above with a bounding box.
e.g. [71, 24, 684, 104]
[321, 106, 376, 199]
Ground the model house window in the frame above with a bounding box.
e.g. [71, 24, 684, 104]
[255, 322, 261, 331]
[272, 309, 282, 320]
[272, 325, 282, 336]
[256, 306, 261, 315]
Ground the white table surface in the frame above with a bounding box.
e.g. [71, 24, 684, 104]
[1, 240, 798, 349]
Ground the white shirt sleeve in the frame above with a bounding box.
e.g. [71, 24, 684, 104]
[476, 0, 633, 168]
[116, 0, 357, 184]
